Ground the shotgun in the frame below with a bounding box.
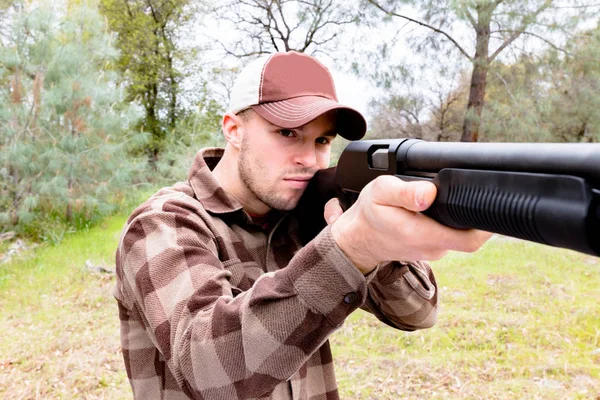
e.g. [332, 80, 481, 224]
[296, 138, 600, 256]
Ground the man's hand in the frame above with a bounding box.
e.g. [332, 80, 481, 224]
[324, 175, 492, 275]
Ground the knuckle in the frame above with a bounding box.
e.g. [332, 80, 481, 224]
[371, 176, 387, 195]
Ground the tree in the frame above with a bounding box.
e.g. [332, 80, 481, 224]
[368, 94, 425, 139]
[195, 0, 364, 147]
[479, 25, 600, 143]
[479, 55, 552, 142]
[367, 62, 467, 141]
[0, 2, 145, 235]
[210, 0, 360, 58]
[365, 0, 599, 141]
[100, 0, 197, 164]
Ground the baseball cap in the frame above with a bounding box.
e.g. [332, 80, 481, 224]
[227, 51, 367, 140]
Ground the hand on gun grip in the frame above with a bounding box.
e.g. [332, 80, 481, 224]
[326, 175, 492, 275]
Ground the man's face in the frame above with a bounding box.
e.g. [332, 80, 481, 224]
[237, 110, 337, 212]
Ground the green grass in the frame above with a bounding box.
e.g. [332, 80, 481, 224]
[1, 221, 599, 399]
[332, 238, 600, 399]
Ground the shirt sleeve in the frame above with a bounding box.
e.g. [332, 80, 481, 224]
[115, 198, 369, 399]
[362, 261, 438, 331]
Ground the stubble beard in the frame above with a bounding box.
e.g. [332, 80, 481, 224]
[238, 137, 303, 211]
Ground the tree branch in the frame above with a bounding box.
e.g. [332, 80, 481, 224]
[492, 29, 573, 57]
[550, 3, 600, 9]
[464, 8, 476, 27]
[487, 0, 552, 62]
[367, 0, 473, 62]
[263, 1, 290, 50]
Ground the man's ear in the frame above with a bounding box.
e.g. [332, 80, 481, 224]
[222, 113, 244, 150]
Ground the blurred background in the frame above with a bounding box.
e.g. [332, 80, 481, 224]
[1, 0, 599, 239]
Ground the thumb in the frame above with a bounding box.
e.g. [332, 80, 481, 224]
[371, 176, 437, 212]
[324, 197, 343, 225]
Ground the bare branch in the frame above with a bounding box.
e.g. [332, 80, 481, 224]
[492, 29, 573, 57]
[264, 1, 290, 50]
[215, 0, 356, 57]
[550, 3, 600, 9]
[493, 71, 518, 105]
[275, 0, 293, 38]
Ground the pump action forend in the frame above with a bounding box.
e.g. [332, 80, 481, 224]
[330, 139, 600, 257]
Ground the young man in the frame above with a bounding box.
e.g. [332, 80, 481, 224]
[114, 51, 490, 400]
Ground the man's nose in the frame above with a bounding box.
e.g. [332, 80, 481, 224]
[293, 142, 318, 168]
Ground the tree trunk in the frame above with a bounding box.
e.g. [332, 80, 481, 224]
[461, 9, 491, 142]
[461, 63, 488, 142]
[66, 176, 73, 222]
[167, 53, 177, 130]
[162, 26, 177, 130]
[146, 82, 161, 169]
[9, 166, 19, 226]
[577, 121, 589, 142]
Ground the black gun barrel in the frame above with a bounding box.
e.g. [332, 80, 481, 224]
[401, 139, 600, 184]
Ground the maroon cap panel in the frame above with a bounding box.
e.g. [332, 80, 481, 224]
[259, 52, 338, 103]
[251, 96, 367, 141]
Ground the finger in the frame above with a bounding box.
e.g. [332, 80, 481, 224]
[388, 211, 492, 255]
[431, 225, 493, 254]
[370, 176, 437, 212]
[324, 197, 343, 225]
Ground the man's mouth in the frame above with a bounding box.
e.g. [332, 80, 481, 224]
[283, 176, 313, 189]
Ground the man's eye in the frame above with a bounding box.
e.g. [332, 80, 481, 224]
[279, 129, 294, 137]
[316, 137, 330, 145]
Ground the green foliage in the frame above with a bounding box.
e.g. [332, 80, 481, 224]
[153, 107, 225, 185]
[482, 57, 553, 142]
[482, 26, 600, 142]
[366, 18, 600, 143]
[362, 0, 599, 141]
[543, 27, 600, 142]
[0, 1, 146, 240]
[99, 0, 198, 162]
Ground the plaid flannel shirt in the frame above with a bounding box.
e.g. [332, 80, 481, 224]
[114, 148, 438, 400]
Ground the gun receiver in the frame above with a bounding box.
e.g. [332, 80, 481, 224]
[332, 139, 600, 257]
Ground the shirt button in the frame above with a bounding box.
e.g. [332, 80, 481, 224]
[343, 292, 358, 304]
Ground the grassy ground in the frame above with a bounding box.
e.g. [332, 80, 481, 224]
[333, 240, 600, 399]
[1, 216, 599, 399]
[0, 214, 131, 399]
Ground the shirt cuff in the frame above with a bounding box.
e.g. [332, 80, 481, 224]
[280, 226, 368, 327]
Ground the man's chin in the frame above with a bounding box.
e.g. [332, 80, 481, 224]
[266, 193, 303, 212]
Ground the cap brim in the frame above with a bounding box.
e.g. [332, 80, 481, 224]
[252, 96, 367, 140]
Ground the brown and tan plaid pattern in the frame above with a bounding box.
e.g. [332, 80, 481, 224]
[114, 148, 438, 400]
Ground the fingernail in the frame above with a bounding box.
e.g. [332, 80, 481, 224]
[415, 185, 426, 207]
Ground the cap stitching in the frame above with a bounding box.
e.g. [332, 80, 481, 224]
[260, 101, 339, 121]
[264, 100, 334, 115]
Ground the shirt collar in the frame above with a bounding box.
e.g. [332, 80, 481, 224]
[187, 148, 245, 215]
